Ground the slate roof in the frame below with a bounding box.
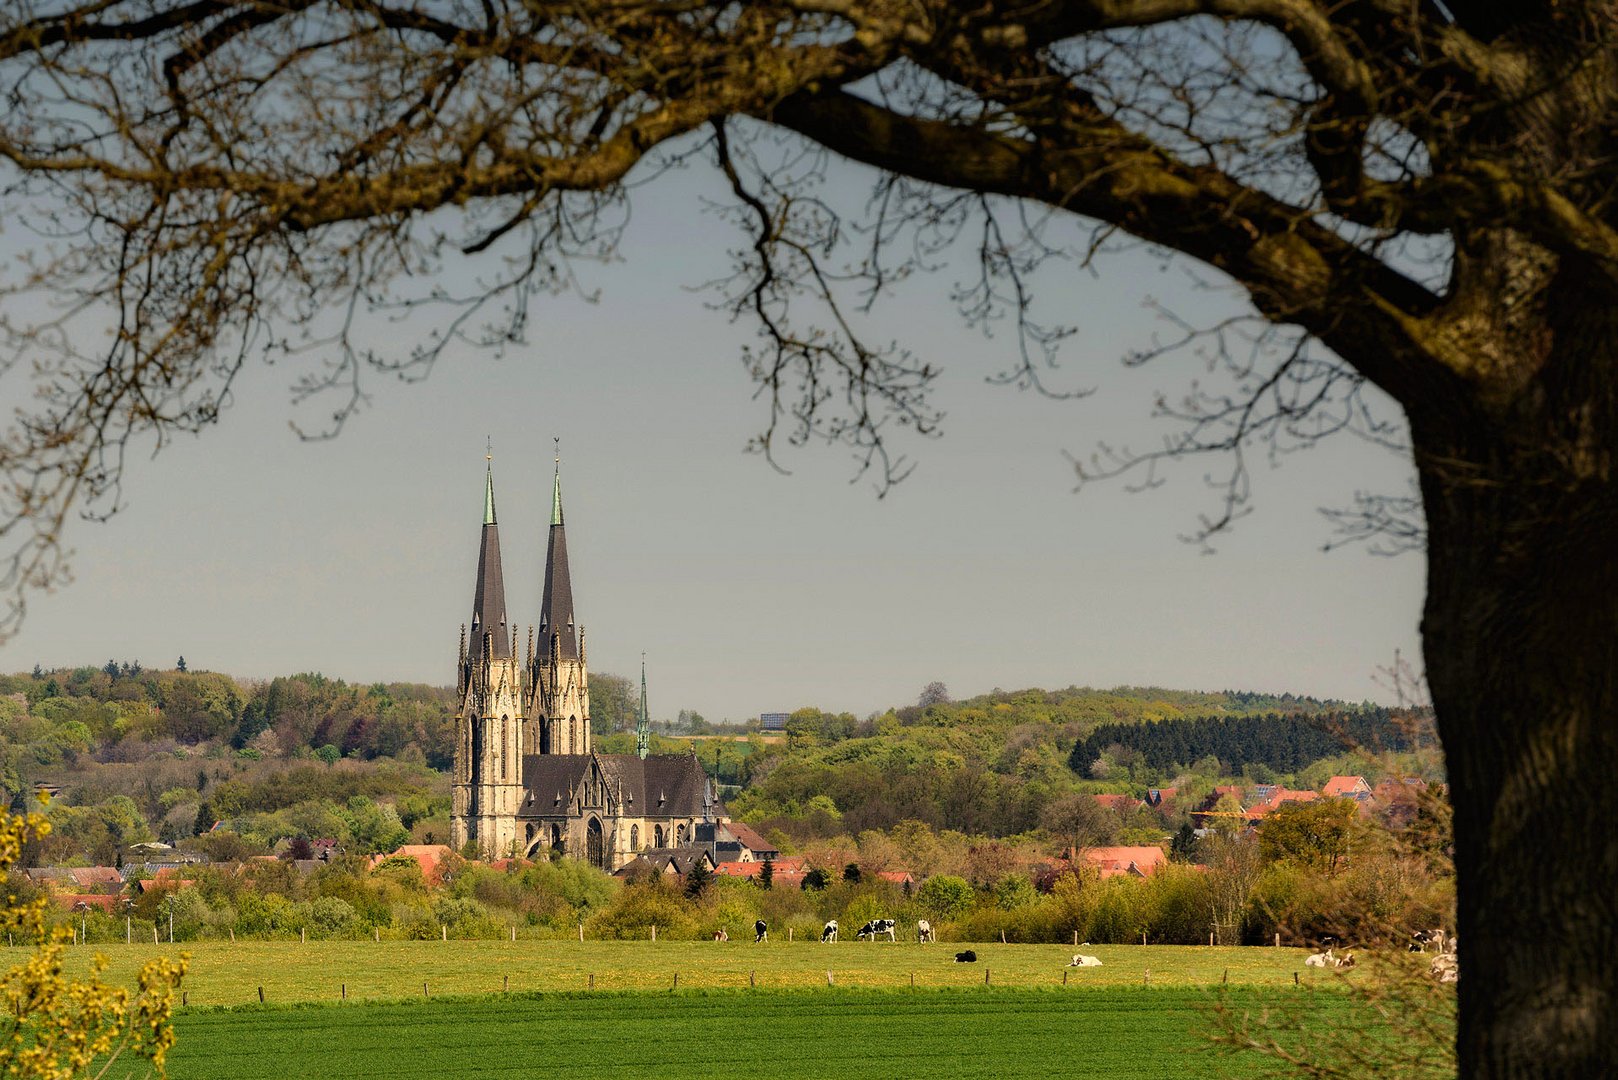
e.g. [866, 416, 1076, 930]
[468, 463, 510, 662]
[538, 464, 578, 660]
[616, 847, 714, 877]
[518, 753, 714, 818]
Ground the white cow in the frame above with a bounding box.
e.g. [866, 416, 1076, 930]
[1304, 949, 1335, 968]
[916, 919, 934, 944]
[1068, 954, 1103, 967]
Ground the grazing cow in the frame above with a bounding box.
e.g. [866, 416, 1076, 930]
[712, 929, 728, 942]
[916, 919, 934, 944]
[1304, 949, 1334, 968]
[1334, 952, 1357, 969]
[855, 918, 897, 942]
[1067, 954, 1103, 967]
[821, 920, 838, 943]
[954, 950, 978, 963]
[1410, 929, 1447, 954]
[753, 919, 768, 943]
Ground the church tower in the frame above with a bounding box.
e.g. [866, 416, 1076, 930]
[527, 449, 591, 755]
[450, 455, 525, 856]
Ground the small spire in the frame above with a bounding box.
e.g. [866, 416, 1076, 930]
[483, 443, 497, 526]
[637, 653, 650, 760]
[551, 437, 564, 526]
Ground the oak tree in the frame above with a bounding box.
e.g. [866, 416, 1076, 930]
[1, 3, 1614, 1073]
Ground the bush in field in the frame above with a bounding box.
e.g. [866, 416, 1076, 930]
[993, 873, 1039, 912]
[915, 875, 975, 922]
[588, 880, 701, 940]
[300, 896, 360, 938]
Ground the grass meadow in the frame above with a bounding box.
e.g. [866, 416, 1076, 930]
[42, 941, 1389, 1079]
[57, 939, 1337, 1004]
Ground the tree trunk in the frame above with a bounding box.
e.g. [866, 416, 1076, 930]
[1414, 279, 1618, 1076]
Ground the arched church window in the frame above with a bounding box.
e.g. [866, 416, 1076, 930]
[501, 716, 509, 778]
[655, 825, 665, 848]
[630, 824, 639, 850]
[570, 716, 578, 751]
[677, 823, 687, 845]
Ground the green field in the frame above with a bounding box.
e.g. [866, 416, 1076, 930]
[54, 940, 1339, 1005]
[167, 987, 1349, 1079]
[42, 942, 1377, 1078]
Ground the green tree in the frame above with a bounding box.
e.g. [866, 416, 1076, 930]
[800, 868, 831, 893]
[758, 857, 774, 891]
[683, 858, 713, 900]
[915, 875, 976, 922]
[1258, 799, 1359, 876]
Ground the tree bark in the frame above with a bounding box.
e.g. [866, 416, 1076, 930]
[1414, 260, 1618, 1075]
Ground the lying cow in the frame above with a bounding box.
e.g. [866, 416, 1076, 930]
[855, 918, 897, 943]
[1068, 954, 1103, 967]
[954, 950, 978, 963]
[712, 928, 728, 942]
[916, 919, 934, 944]
[821, 920, 838, 943]
[753, 919, 768, 943]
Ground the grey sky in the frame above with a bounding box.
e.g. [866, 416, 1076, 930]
[3, 161, 1424, 723]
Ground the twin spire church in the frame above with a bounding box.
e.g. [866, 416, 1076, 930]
[450, 452, 718, 868]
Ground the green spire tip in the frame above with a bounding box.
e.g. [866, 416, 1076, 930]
[483, 453, 497, 526]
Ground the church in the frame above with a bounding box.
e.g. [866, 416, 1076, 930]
[449, 452, 720, 869]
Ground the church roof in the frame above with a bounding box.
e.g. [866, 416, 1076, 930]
[538, 456, 578, 660]
[518, 753, 714, 818]
[469, 459, 509, 661]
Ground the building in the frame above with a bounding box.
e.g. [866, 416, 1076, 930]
[449, 452, 720, 869]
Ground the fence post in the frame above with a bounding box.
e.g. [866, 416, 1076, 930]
[911, 972, 915, 989]
[985, 968, 991, 986]
[578, 923, 584, 943]
[341, 983, 346, 1001]
[1275, 932, 1281, 947]
[1294, 972, 1300, 986]
[750, 971, 756, 988]
[153, 926, 159, 945]
[301, 927, 306, 945]
[504, 975, 509, 992]
[651, 925, 656, 943]
[126, 917, 131, 945]
[1073, 930, 1078, 947]
[375, 928, 380, 943]
[229, 928, 235, 943]
[423, 983, 429, 998]
[181, 991, 187, 1007]
[1209, 930, 1215, 946]
[441, 925, 447, 942]
[788, 928, 793, 943]
[589, 973, 594, 990]
[1142, 932, 1147, 946]
[1144, 969, 1150, 985]
[827, 971, 834, 987]
[511, 925, 517, 943]
[672, 973, 678, 990]
[1223, 968, 1229, 984]
[1063, 970, 1068, 986]
[258, 986, 264, 1004]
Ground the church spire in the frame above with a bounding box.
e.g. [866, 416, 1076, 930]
[469, 449, 509, 661]
[637, 654, 649, 760]
[539, 440, 577, 659]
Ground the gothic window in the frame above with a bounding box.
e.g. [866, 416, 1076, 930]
[677, 823, 687, 845]
[501, 716, 509, 779]
[655, 825, 665, 848]
[586, 818, 605, 870]
[630, 824, 639, 850]
[570, 716, 578, 751]
[551, 824, 563, 851]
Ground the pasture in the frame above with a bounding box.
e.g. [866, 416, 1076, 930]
[53, 939, 1344, 1004]
[166, 987, 1363, 1080]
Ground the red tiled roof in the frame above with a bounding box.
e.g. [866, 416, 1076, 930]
[55, 893, 121, 913]
[1092, 794, 1141, 813]
[721, 822, 779, 854]
[713, 861, 805, 886]
[875, 870, 915, 885]
[1323, 776, 1371, 798]
[1080, 846, 1168, 879]
[370, 844, 454, 882]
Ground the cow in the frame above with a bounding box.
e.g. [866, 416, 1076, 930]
[855, 918, 897, 942]
[954, 950, 978, 963]
[916, 919, 934, 944]
[1067, 954, 1103, 967]
[712, 928, 729, 942]
[1410, 929, 1447, 954]
[753, 919, 768, 943]
[1334, 952, 1357, 969]
[1304, 949, 1334, 968]
[821, 920, 838, 943]
[1430, 953, 1459, 984]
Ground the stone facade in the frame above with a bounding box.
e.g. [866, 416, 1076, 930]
[449, 455, 722, 867]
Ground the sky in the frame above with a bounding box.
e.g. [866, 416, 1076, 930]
[1, 159, 1426, 724]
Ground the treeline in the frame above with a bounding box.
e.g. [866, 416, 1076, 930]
[1069, 709, 1430, 778]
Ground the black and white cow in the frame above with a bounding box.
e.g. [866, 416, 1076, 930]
[855, 918, 897, 942]
[954, 950, 978, 963]
[753, 919, 768, 943]
[821, 920, 838, 943]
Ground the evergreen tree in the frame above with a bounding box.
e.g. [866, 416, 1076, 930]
[176, 656, 187, 673]
[842, 862, 862, 884]
[758, 857, 774, 890]
[684, 858, 712, 899]
[30, 664, 42, 679]
[1171, 823, 1198, 863]
[800, 868, 831, 892]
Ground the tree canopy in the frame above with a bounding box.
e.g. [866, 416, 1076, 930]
[4, 3, 1617, 1073]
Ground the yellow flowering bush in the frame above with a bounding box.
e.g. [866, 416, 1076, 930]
[0, 803, 187, 1079]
